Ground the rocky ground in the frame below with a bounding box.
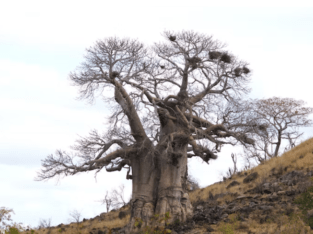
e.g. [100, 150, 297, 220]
[30, 168, 313, 234]
[185, 169, 313, 234]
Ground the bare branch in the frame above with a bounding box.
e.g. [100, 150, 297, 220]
[188, 136, 218, 162]
[113, 79, 149, 143]
[35, 147, 137, 182]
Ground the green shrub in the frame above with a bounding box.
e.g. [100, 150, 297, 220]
[5, 227, 20, 234]
[294, 185, 313, 229]
[218, 223, 234, 234]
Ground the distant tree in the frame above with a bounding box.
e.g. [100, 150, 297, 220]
[98, 190, 113, 212]
[244, 97, 313, 163]
[226, 153, 238, 178]
[242, 154, 255, 171]
[97, 184, 127, 212]
[35, 30, 261, 230]
[37, 218, 52, 229]
[0, 207, 28, 233]
[186, 175, 200, 191]
[68, 209, 82, 224]
[111, 184, 127, 209]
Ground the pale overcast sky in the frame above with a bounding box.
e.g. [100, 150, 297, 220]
[1, 0, 313, 229]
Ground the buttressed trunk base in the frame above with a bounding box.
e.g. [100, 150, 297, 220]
[127, 126, 193, 232]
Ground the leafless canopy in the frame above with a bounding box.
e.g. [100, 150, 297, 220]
[98, 190, 113, 213]
[68, 209, 82, 224]
[37, 218, 52, 229]
[35, 30, 261, 182]
[244, 97, 313, 163]
[97, 184, 127, 212]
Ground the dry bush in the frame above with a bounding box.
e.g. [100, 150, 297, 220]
[68, 209, 82, 224]
[37, 218, 52, 229]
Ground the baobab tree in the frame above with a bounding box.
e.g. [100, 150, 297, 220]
[35, 30, 259, 231]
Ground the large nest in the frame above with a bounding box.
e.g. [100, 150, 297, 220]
[234, 67, 242, 77]
[187, 56, 202, 65]
[220, 53, 232, 63]
[110, 71, 120, 78]
[258, 124, 268, 132]
[242, 66, 250, 74]
[209, 51, 221, 60]
[169, 35, 176, 42]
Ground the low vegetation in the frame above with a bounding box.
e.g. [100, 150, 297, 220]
[189, 136, 313, 233]
[2, 137, 313, 233]
[189, 137, 313, 204]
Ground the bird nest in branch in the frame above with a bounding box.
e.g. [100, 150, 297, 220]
[169, 35, 176, 41]
[258, 124, 268, 132]
[209, 51, 221, 59]
[187, 56, 202, 66]
[110, 71, 120, 78]
[234, 67, 242, 77]
[220, 53, 232, 63]
[242, 66, 250, 74]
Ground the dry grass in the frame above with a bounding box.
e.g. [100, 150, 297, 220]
[211, 209, 313, 234]
[189, 137, 313, 233]
[190, 137, 313, 205]
[18, 137, 313, 234]
[19, 206, 130, 234]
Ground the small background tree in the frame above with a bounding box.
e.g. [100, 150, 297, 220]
[37, 218, 52, 229]
[244, 97, 313, 164]
[68, 209, 82, 224]
[111, 184, 127, 209]
[226, 153, 238, 179]
[186, 175, 200, 191]
[98, 191, 113, 213]
[97, 184, 128, 212]
[0, 207, 29, 233]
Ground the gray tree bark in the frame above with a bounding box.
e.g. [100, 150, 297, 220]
[128, 109, 193, 232]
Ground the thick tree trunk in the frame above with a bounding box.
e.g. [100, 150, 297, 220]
[274, 130, 282, 157]
[155, 145, 193, 221]
[127, 121, 193, 233]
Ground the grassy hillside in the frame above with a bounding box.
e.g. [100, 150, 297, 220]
[190, 137, 313, 203]
[188, 137, 313, 234]
[18, 205, 131, 234]
[17, 137, 313, 234]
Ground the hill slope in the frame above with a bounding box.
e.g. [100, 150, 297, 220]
[20, 137, 313, 234]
